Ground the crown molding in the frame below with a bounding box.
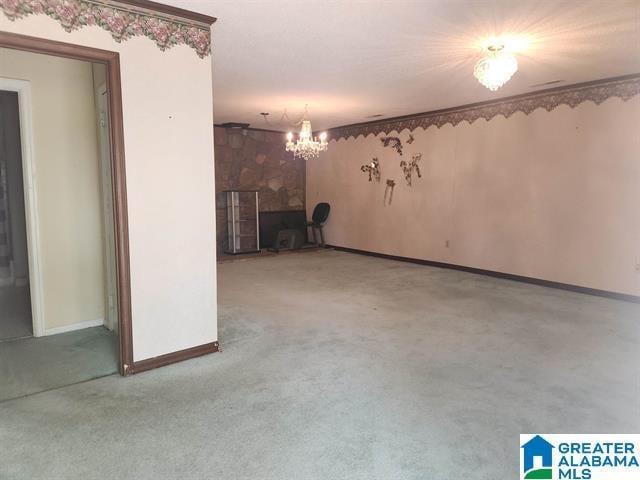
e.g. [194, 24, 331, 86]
[114, 0, 216, 25]
[0, 0, 214, 57]
[214, 124, 288, 134]
[328, 74, 640, 141]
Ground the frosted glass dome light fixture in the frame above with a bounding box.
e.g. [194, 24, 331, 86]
[285, 107, 328, 160]
[473, 43, 518, 91]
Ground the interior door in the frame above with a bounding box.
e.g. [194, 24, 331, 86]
[96, 84, 118, 332]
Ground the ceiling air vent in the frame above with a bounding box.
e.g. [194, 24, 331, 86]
[220, 122, 251, 129]
[529, 80, 564, 88]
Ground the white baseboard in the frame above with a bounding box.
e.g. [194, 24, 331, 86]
[43, 318, 104, 336]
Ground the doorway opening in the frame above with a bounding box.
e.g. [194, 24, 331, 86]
[0, 89, 31, 341]
[0, 33, 133, 400]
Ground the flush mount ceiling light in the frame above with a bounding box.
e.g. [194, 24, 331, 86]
[285, 107, 328, 160]
[473, 43, 518, 91]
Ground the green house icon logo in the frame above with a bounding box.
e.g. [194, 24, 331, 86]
[521, 435, 554, 479]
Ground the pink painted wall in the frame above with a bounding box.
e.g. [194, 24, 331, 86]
[307, 97, 640, 296]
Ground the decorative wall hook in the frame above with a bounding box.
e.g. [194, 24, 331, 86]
[360, 157, 380, 182]
[384, 179, 396, 206]
[380, 136, 403, 156]
[400, 153, 422, 186]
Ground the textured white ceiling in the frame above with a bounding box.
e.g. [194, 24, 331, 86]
[165, 0, 640, 131]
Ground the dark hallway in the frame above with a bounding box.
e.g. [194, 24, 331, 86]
[0, 90, 31, 341]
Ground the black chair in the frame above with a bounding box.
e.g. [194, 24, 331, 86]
[307, 203, 330, 246]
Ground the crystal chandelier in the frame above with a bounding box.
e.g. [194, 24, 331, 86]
[286, 113, 328, 160]
[473, 44, 518, 91]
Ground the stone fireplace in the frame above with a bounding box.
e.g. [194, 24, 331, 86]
[214, 126, 306, 254]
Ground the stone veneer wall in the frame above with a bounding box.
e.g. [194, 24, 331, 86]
[214, 126, 306, 253]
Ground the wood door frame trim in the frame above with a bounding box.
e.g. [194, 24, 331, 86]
[0, 31, 134, 375]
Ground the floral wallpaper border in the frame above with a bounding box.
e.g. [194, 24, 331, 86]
[0, 0, 211, 58]
[328, 75, 640, 141]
